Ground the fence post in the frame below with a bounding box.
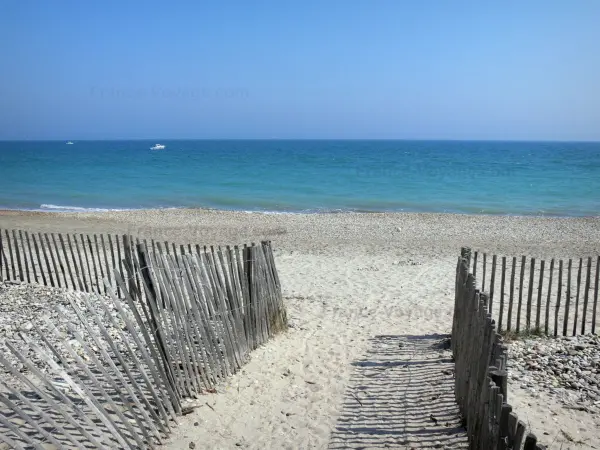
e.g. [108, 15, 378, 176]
[0, 228, 3, 282]
[490, 367, 508, 404]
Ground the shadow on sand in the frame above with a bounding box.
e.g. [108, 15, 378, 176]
[328, 334, 468, 449]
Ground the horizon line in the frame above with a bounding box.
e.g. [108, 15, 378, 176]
[1, 138, 600, 144]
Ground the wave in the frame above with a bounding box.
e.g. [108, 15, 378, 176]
[39, 204, 124, 212]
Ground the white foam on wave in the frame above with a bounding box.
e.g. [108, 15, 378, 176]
[39, 204, 123, 213]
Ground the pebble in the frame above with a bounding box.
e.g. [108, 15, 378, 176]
[507, 334, 600, 413]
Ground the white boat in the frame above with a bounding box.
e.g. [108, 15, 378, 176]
[150, 144, 165, 150]
[66, 141, 74, 145]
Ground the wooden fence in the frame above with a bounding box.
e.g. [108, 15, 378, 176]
[471, 250, 599, 337]
[453, 248, 546, 450]
[0, 230, 287, 449]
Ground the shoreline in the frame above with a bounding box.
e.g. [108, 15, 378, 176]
[1, 207, 599, 220]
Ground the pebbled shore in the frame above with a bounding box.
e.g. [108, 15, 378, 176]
[508, 335, 600, 412]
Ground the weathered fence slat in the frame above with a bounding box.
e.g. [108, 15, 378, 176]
[108, 234, 119, 296]
[87, 234, 101, 294]
[0, 351, 107, 449]
[56, 233, 73, 289]
[45, 233, 61, 287]
[544, 259, 554, 336]
[79, 234, 94, 293]
[535, 259, 544, 331]
[32, 233, 48, 286]
[498, 256, 506, 332]
[13, 230, 24, 281]
[582, 257, 592, 335]
[0, 229, 5, 282]
[516, 256, 526, 333]
[482, 252, 487, 292]
[5, 229, 16, 280]
[573, 258, 582, 336]
[563, 259, 572, 336]
[489, 255, 496, 314]
[555, 260, 563, 337]
[526, 258, 535, 331]
[24, 231, 37, 283]
[66, 233, 85, 291]
[593, 256, 600, 334]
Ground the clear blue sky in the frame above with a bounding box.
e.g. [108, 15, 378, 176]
[1, 1, 599, 141]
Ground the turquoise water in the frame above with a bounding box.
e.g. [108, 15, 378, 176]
[0, 140, 598, 216]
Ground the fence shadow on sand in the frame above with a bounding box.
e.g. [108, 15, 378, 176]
[328, 334, 468, 449]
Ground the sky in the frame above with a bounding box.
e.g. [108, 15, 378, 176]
[0, 1, 599, 141]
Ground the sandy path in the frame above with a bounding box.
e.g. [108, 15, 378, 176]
[164, 253, 465, 449]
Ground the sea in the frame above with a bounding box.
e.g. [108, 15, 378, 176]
[0, 140, 598, 217]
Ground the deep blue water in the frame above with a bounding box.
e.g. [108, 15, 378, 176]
[0, 140, 599, 216]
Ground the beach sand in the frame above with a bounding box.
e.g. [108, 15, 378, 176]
[1, 209, 599, 449]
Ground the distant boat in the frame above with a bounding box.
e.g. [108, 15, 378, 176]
[150, 144, 165, 150]
[66, 141, 74, 145]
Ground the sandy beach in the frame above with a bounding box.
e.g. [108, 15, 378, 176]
[1, 209, 599, 449]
